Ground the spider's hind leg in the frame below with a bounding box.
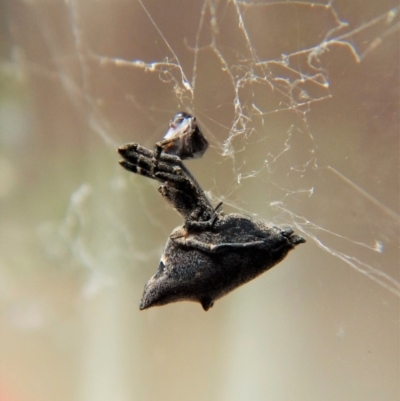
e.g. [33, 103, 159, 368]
[171, 236, 266, 253]
[184, 202, 223, 231]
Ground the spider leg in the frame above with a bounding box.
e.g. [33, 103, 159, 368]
[171, 237, 266, 254]
[119, 160, 163, 182]
[158, 184, 220, 225]
[118, 142, 215, 225]
[154, 155, 215, 213]
[152, 142, 164, 172]
[119, 144, 183, 182]
[119, 144, 189, 181]
[183, 201, 223, 230]
[155, 170, 190, 186]
[119, 143, 209, 199]
[118, 143, 153, 160]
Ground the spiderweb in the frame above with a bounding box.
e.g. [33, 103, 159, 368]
[1, 1, 399, 400]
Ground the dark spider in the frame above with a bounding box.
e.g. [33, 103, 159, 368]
[118, 120, 305, 311]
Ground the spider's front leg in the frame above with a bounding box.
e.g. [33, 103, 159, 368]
[118, 143, 163, 181]
[158, 184, 222, 230]
[118, 143, 184, 183]
[152, 153, 217, 226]
[151, 142, 164, 173]
[119, 139, 218, 229]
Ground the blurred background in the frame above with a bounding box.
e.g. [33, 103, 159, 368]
[0, 1, 399, 400]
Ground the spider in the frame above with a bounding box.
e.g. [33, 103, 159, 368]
[118, 124, 305, 311]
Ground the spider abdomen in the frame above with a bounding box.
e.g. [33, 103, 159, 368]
[139, 214, 305, 311]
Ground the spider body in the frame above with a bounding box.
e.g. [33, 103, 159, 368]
[140, 214, 304, 311]
[118, 114, 305, 311]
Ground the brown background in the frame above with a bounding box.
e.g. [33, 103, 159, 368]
[0, 1, 399, 400]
